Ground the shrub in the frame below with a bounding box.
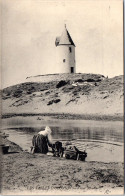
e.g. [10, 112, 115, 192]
[56, 80, 68, 88]
[47, 99, 61, 105]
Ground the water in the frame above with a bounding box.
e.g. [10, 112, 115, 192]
[2, 117, 124, 162]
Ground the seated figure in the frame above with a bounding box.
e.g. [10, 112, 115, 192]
[31, 126, 53, 154]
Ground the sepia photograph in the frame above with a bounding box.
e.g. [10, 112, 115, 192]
[0, 0, 124, 195]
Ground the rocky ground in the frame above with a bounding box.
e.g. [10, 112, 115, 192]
[2, 73, 123, 118]
[1, 137, 124, 195]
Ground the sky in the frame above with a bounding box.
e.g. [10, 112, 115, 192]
[1, 0, 123, 88]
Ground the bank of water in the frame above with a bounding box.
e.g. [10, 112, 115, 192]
[2, 116, 123, 163]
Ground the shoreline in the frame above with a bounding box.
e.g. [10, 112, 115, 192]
[2, 112, 123, 121]
[1, 137, 124, 194]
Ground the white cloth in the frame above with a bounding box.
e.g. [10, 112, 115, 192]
[38, 126, 53, 144]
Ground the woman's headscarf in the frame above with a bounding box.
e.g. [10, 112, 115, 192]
[38, 126, 53, 144]
[45, 126, 52, 135]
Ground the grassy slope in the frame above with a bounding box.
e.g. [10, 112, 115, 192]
[2, 73, 123, 118]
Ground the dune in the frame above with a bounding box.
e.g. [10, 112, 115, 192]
[2, 73, 123, 120]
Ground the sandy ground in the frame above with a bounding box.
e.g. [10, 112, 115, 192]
[1, 137, 124, 195]
[2, 74, 123, 117]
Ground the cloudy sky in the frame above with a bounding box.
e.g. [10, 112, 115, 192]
[1, 0, 123, 88]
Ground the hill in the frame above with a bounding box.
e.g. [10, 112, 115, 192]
[2, 73, 123, 120]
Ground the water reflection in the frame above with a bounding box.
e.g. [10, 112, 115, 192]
[7, 125, 123, 143]
[3, 123, 123, 162]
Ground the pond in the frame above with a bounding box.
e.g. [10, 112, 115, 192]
[2, 116, 124, 163]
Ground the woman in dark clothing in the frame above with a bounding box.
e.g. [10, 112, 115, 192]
[31, 126, 53, 154]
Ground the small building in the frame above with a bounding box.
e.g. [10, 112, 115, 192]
[55, 25, 76, 73]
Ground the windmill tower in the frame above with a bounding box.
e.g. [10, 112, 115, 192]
[55, 25, 76, 73]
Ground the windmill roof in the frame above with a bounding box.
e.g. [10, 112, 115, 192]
[56, 26, 75, 47]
